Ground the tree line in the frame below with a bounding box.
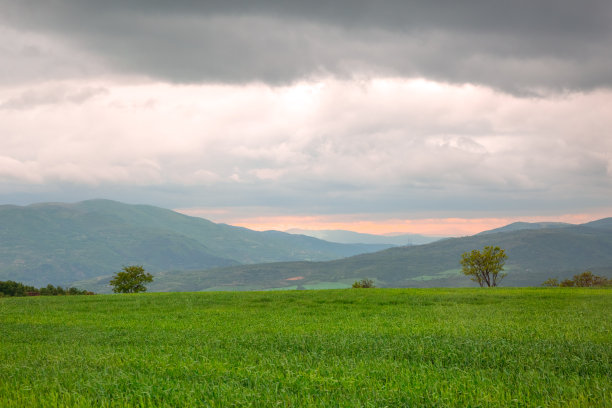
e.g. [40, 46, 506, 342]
[542, 271, 611, 287]
[0, 280, 94, 297]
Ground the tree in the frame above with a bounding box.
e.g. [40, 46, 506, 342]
[352, 278, 375, 288]
[572, 270, 610, 287]
[110, 265, 153, 293]
[460, 246, 507, 287]
[569, 271, 609, 287]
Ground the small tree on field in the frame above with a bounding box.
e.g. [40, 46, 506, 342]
[352, 278, 375, 288]
[460, 246, 507, 287]
[110, 265, 153, 293]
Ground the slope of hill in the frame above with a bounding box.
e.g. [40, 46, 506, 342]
[285, 229, 443, 245]
[0, 200, 391, 287]
[583, 217, 612, 230]
[477, 221, 571, 235]
[112, 220, 612, 293]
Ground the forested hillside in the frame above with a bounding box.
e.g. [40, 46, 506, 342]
[0, 200, 391, 286]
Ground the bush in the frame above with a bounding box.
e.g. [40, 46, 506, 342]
[352, 279, 375, 288]
[0, 280, 37, 297]
[0, 281, 93, 297]
[541, 278, 559, 287]
[572, 271, 610, 287]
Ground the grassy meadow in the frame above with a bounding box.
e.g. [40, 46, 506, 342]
[1, 288, 611, 407]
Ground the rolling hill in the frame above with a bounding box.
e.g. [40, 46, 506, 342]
[0, 200, 392, 287]
[99, 219, 612, 293]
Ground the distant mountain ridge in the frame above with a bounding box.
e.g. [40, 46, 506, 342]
[285, 229, 443, 246]
[4, 199, 610, 292]
[583, 218, 612, 230]
[108, 218, 612, 293]
[0, 199, 392, 287]
[477, 221, 572, 235]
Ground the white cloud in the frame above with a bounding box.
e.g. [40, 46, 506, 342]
[0, 77, 611, 218]
[0, 156, 42, 183]
[0, 84, 107, 110]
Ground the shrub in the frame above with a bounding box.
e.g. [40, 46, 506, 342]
[352, 279, 375, 288]
[0, 281, 93, 296]
[547, 271, 610, 288]
[572, 271, 610, 287]
[541, 278, 559, 287]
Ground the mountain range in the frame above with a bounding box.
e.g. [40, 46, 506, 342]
[0, 200, 391, 287]
[1, 199, 611, 292]
[79, 218, 612, 293]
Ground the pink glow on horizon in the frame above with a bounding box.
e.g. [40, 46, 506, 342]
[175, 208, 610, 236]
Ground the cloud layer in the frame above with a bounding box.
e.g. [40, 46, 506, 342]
[1, 79, 611, 219]
[2, 0, 612, 93]
[1, 1, 611, 233]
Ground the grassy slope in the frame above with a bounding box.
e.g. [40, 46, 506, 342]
[1, 288, 611, 407]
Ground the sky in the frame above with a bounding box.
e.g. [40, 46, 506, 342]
[1, 0, 611, 236]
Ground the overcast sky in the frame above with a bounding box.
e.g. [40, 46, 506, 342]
[1, 0, 611, 235]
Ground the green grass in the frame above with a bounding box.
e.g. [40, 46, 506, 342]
[1, 288, 611, 407]
[302, 281, 352, 290]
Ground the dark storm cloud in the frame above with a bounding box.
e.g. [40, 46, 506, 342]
[2, 0, 611, 93]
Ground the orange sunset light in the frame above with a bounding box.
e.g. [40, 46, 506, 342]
[175, 209, 606, 237]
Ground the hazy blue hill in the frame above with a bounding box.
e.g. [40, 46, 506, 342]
[477, 221, 572, 235]
[0, 200, 392, 287]
[285, 228, 442, 245]
[582, 217, 612, 230]
[74, 200, 392, 262]
[126, 221, 612, 293]
[0, 201, 236, 286]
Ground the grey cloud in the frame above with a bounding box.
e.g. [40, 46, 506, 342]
[0, 26, 107, 85]
[0, 176, 606, 220]
[2, 1, 611, 93]
[0, 85, 107, 110]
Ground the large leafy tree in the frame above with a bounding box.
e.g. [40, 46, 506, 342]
[110, 265, 153, 293]
[460, 246, 507, 287]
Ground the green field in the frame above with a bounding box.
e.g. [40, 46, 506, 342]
[1, 288, 611, 407]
